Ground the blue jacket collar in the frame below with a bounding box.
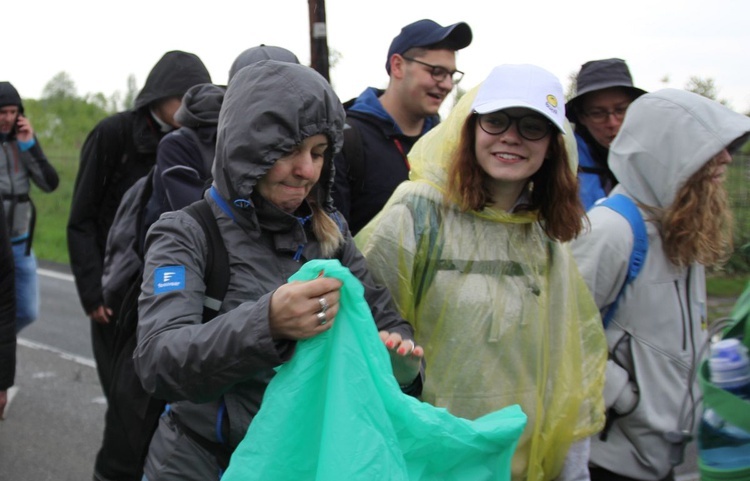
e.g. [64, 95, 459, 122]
[348, 87, 437, 135]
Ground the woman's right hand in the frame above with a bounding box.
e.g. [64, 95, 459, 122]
[268, 277, 342, 340]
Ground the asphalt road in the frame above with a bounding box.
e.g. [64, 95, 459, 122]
[0, 261, 701, 480]
[0, 261, 103, 481]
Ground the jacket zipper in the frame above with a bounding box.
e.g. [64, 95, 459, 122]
[674, 279, 688, 351]
[685, 267, 696, 356]
[2, 142, 17, 231]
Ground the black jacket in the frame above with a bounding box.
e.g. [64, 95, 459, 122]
[67, 51, 211, 313]
[332, 88, 438, 235]
[0, 206, 16, 391]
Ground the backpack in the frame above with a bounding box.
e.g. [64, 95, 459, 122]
[101, 169, 155, 312]
[104, 199, 229, 479]
[596, 194, 649, 328]
[102, 126, 216, 311]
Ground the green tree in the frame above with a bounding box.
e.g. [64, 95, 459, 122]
[684, 76, 729, 106]
[565, 71, 578, 102]
[41, 71, 77, 100]
[22, 72, 117, 262]
[24, 72, 115, 154]
[122, 74, 138, 110]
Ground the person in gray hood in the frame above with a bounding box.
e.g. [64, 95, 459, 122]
[134, 60, 424, 481]
[571, 89, 750, 481]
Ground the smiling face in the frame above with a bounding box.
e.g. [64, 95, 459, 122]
[474, 107, 552, 199]
[255, 134, 329, 213]
[397, 49, 457, 118]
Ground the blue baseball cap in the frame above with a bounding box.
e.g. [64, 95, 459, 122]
[386, 19, 472, 74]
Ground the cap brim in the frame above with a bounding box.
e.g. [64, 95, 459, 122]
[565, 84, 647, 123]
[474, 99, 566, 133]
[415, 21, 473, 51]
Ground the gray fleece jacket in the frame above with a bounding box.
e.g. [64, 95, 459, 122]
[571, 89, 750, 480]
[133, 61, 416, 481]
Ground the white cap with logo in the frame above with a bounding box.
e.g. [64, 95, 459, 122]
[472, 64, 566, 133]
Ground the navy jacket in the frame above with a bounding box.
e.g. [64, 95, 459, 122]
[332, 88, 438, 235]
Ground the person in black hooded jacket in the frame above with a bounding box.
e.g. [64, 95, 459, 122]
[66, 51, 211, 407]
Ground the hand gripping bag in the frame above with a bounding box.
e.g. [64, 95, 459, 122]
[221, 259, 526, 481]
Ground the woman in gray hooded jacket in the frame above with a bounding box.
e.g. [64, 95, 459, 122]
[571, 89, 750, 481]
[133, 61, 423, 481]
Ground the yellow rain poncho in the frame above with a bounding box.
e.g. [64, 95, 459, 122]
[357, 87, 607, 481]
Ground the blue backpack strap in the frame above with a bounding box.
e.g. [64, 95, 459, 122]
[597, 194, 649, 328]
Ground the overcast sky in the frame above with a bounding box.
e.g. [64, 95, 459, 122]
[6, 0, 750, 114]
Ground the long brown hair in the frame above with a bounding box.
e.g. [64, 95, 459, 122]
[446, 114, 585, 242]
[659, 158, 733, 267]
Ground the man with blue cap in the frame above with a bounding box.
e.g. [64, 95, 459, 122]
[332, 19, 472, 235]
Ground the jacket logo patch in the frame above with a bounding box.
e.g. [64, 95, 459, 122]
[154, 266, 185, 294]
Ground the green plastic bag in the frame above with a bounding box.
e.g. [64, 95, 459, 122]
[697, 281, 750, 481]
[221, 259, 527, 481]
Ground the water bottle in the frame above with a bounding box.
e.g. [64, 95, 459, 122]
[698, 338, 750, 478]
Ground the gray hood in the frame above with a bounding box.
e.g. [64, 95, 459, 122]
[228, 45, 300, 82]
[212, 60, 345, 211]
[610, 88, 750, 208]
[174, 83, 225, 128]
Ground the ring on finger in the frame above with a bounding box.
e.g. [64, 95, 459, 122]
[318, 297, 329, 313]
[404, 339, 416, 353]
[316, 311, 327, 325]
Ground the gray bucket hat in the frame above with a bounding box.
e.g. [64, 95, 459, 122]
[565, 58, 646, 123]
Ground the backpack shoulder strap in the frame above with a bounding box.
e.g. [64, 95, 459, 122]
[597, 194, 649, 327]
[342, 117, 365, 195]
[184, 199, 229, 321]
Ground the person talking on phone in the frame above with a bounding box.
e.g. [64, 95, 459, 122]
[0, 81, 59, 333]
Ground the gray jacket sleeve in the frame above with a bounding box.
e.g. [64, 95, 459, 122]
[133, 211, 291, 403]
[22, 138, 59, 192]
[571, 206, 638, 413]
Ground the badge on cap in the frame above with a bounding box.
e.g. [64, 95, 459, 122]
[154, 266, 186, 294]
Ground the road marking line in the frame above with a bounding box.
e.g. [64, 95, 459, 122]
[675, 473, 699, 481]
[37, 268, 75, 282]
[17, 337, 96, 369]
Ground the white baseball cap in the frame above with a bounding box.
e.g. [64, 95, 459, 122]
[472, 64, 566, 133]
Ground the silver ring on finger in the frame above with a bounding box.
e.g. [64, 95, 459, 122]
[316, 310, 327, 325]
[405, 339, 416, 353]
[318, 296, 329, 313]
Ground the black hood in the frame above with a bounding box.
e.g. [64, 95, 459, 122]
[0, 82, 23, 114]
[134, 51, 211, 110]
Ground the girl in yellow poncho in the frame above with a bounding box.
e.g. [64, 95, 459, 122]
[357, 64, 607, 481]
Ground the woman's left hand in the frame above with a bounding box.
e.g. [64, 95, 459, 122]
[378, 331, 424, 387]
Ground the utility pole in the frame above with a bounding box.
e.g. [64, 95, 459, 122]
[308, 0, 330, 81]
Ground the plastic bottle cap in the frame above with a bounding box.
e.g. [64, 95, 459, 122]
[709, 339, 750, 388]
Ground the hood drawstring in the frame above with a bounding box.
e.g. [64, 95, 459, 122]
[293, 214, 312, 261]
[233, 198, 252, 209]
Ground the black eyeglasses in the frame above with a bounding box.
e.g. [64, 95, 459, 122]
[583, 105, 629, 124]
[401, 56, 464, 85]
[477, 112, 553, 141]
